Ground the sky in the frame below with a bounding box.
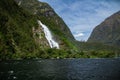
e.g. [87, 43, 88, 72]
[39, 0, 120, 41]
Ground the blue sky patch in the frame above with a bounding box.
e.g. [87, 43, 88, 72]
[39, 0, 120, 41]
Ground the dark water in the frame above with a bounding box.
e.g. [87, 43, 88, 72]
[0, 58, 120, 80]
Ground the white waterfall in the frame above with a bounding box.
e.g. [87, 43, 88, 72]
[18, 1, 21, 6]
[38, 20, 59, 49]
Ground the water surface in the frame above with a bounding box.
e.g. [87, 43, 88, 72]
[0, 58, 120, 80]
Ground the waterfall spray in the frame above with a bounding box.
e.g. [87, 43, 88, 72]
[38, 20, 59, 49]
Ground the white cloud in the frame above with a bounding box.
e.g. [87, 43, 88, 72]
[39, 0, 120, 41]
[74, 33, 84, 38]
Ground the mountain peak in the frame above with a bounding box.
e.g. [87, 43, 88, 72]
[15, 0, 55, 17]
[88, 11, 120, 46]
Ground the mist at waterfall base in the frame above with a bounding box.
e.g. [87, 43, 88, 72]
[38, 20, 59, 49]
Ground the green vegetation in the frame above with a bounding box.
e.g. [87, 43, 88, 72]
[0, 0, 40, 56]
[0, 0, 120, 60]
[0, 48, 119, 60]
[77, 41, 120, 51]
[15, 0, 78, 50]
[76, 41, 120, 58]
[38, 16, 77, 50]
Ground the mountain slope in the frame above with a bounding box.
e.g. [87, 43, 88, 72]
[0, 0, 78, 59]
[0, 0, 42, 57]
[15, 0, 77, 50]
[88, 11, 120, 47]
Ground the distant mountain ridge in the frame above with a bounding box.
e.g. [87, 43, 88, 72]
[88, 11, 120, 47]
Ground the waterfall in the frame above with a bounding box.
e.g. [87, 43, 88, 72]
[38, 20, 59, 49]
[18, 1, 21, 6]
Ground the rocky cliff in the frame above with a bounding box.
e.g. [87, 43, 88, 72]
[88, 11, 120, 47]
[15, 0, 77, 49]
[0, 0, 77, 59]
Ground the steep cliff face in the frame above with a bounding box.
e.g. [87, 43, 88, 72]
[14, 0, 77, 50]
[0, 0, 77, 59]
[88, 11, 120, 46]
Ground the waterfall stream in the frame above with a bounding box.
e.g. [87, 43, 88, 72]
[38, 20, 59, 49]
[18, 1, 21, 6]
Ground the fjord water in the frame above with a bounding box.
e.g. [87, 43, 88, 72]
[0, 58, 120, 80]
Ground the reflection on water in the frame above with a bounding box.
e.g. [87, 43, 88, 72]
[0, 58, 120, 80]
